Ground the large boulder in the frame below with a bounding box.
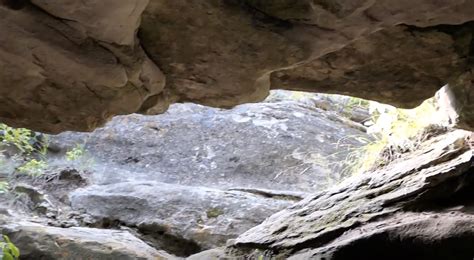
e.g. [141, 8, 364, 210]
[69, 181, 294, 256]
[2, 94, 370, 257]
[49, 98, 368, 192]
[2, 1, 474, 132]
[1, 220, 174, 260]
[217, 129, 474, 259]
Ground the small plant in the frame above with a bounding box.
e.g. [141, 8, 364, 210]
[0, 182, 9, 194]
[343, 96, 370, 113]
[65, 144, 94, 170]
[66, 144, 85, 161]
[0, 124, 33, 153]
[17, 159, 47, 177]
[343, 97, 443, 175]
[206, 208, 224, 218]
[0, 235, 19, 260]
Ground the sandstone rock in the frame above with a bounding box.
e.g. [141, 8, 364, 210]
[2, 1, 474, 131]
[1, 220, 174, 260]
[271, 24, 470, 108]
[445, 71, 474, 131]
[69, 181, 294, 256]
[48, 98, 368, 192]
[140, 0, 474, 109]
[223, 130, 474, 259]
[434, 85, 459, 126]
[0, 1, 164, 133]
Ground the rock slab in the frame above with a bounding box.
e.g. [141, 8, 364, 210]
[1, 220, 174, 260]
[219, 130, 474, 259]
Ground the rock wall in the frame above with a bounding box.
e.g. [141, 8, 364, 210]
[208, 129, 474, 259]
[1, 1, 474, 132]
[1, 220, 174, 260]
[48, 94, 368, 192]
[0, 94, 370, 258]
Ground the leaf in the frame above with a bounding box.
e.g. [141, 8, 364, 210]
[1, 236, 18, 259]
[7, 243, 19, 258]
[2, 251, 13, 260]
[2, 236, 9, 244]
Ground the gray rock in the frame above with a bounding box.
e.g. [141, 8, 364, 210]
[225, 130, 474, 259]
[1, 95, 371, 257]
[265, 91, 371, 125]
[287, 212, 474, 260]
[13, 183, 55, 215]
[49, 99, 369, 192]
[1, 220, 175, 260]
[187, 248, 225, 260]
[69, 181, 294, 256]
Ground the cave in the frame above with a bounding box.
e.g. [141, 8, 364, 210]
[1, 1, 474, 259]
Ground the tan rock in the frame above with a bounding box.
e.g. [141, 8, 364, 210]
[2, 1, 474, 132]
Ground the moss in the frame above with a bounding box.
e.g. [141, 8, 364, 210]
[206, 207, 224, 219]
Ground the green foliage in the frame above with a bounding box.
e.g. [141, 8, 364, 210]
[206, 208, 224, 218]
[343, 96, 370, 112]
[340, 137, 387, 176]
[17, 159, 47, 177]
[65, 143, 94, 171]
[0, 123, 50, 178]
[0, 182, 9, 194]
[345, 97, 441, 175]
[36, 135, 49, 157]
[0, 124, 34, 154]
[66, 144, 85, 161]
[0, 235, 19, 260]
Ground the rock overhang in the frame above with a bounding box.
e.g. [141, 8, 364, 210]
[1, 0, 474, 133]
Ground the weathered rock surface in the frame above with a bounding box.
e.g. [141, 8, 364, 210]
[444, 71, 474, 131]
[0, 1, 165, 133]
[0, 95, 370, 257]
[266, 90, 371, 125]
[271, 23, 471, 108]
[140, 0, 474, 110]
[69, 181, 294, 256]
[1, 220, 174, 260]
[217, 130, 474, 259]
[2, 1, 474, 131]
[49, 97, 368, 192]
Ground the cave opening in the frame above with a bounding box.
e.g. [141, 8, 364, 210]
[0, 87, 456, 258]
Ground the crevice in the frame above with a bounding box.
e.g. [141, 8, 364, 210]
[87, 218, 202, 257]
[239, 1, 293, 32]
[363, 9, 380, 23]
[405, 166, 474, 211]
[1, 0, 28, 10]
[228, 188, 306, 201]
[136, 222, 202, 257]
[83, 83, 103, 102]
[328, 225, 474, 260]
[28, 1, 80, 25]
